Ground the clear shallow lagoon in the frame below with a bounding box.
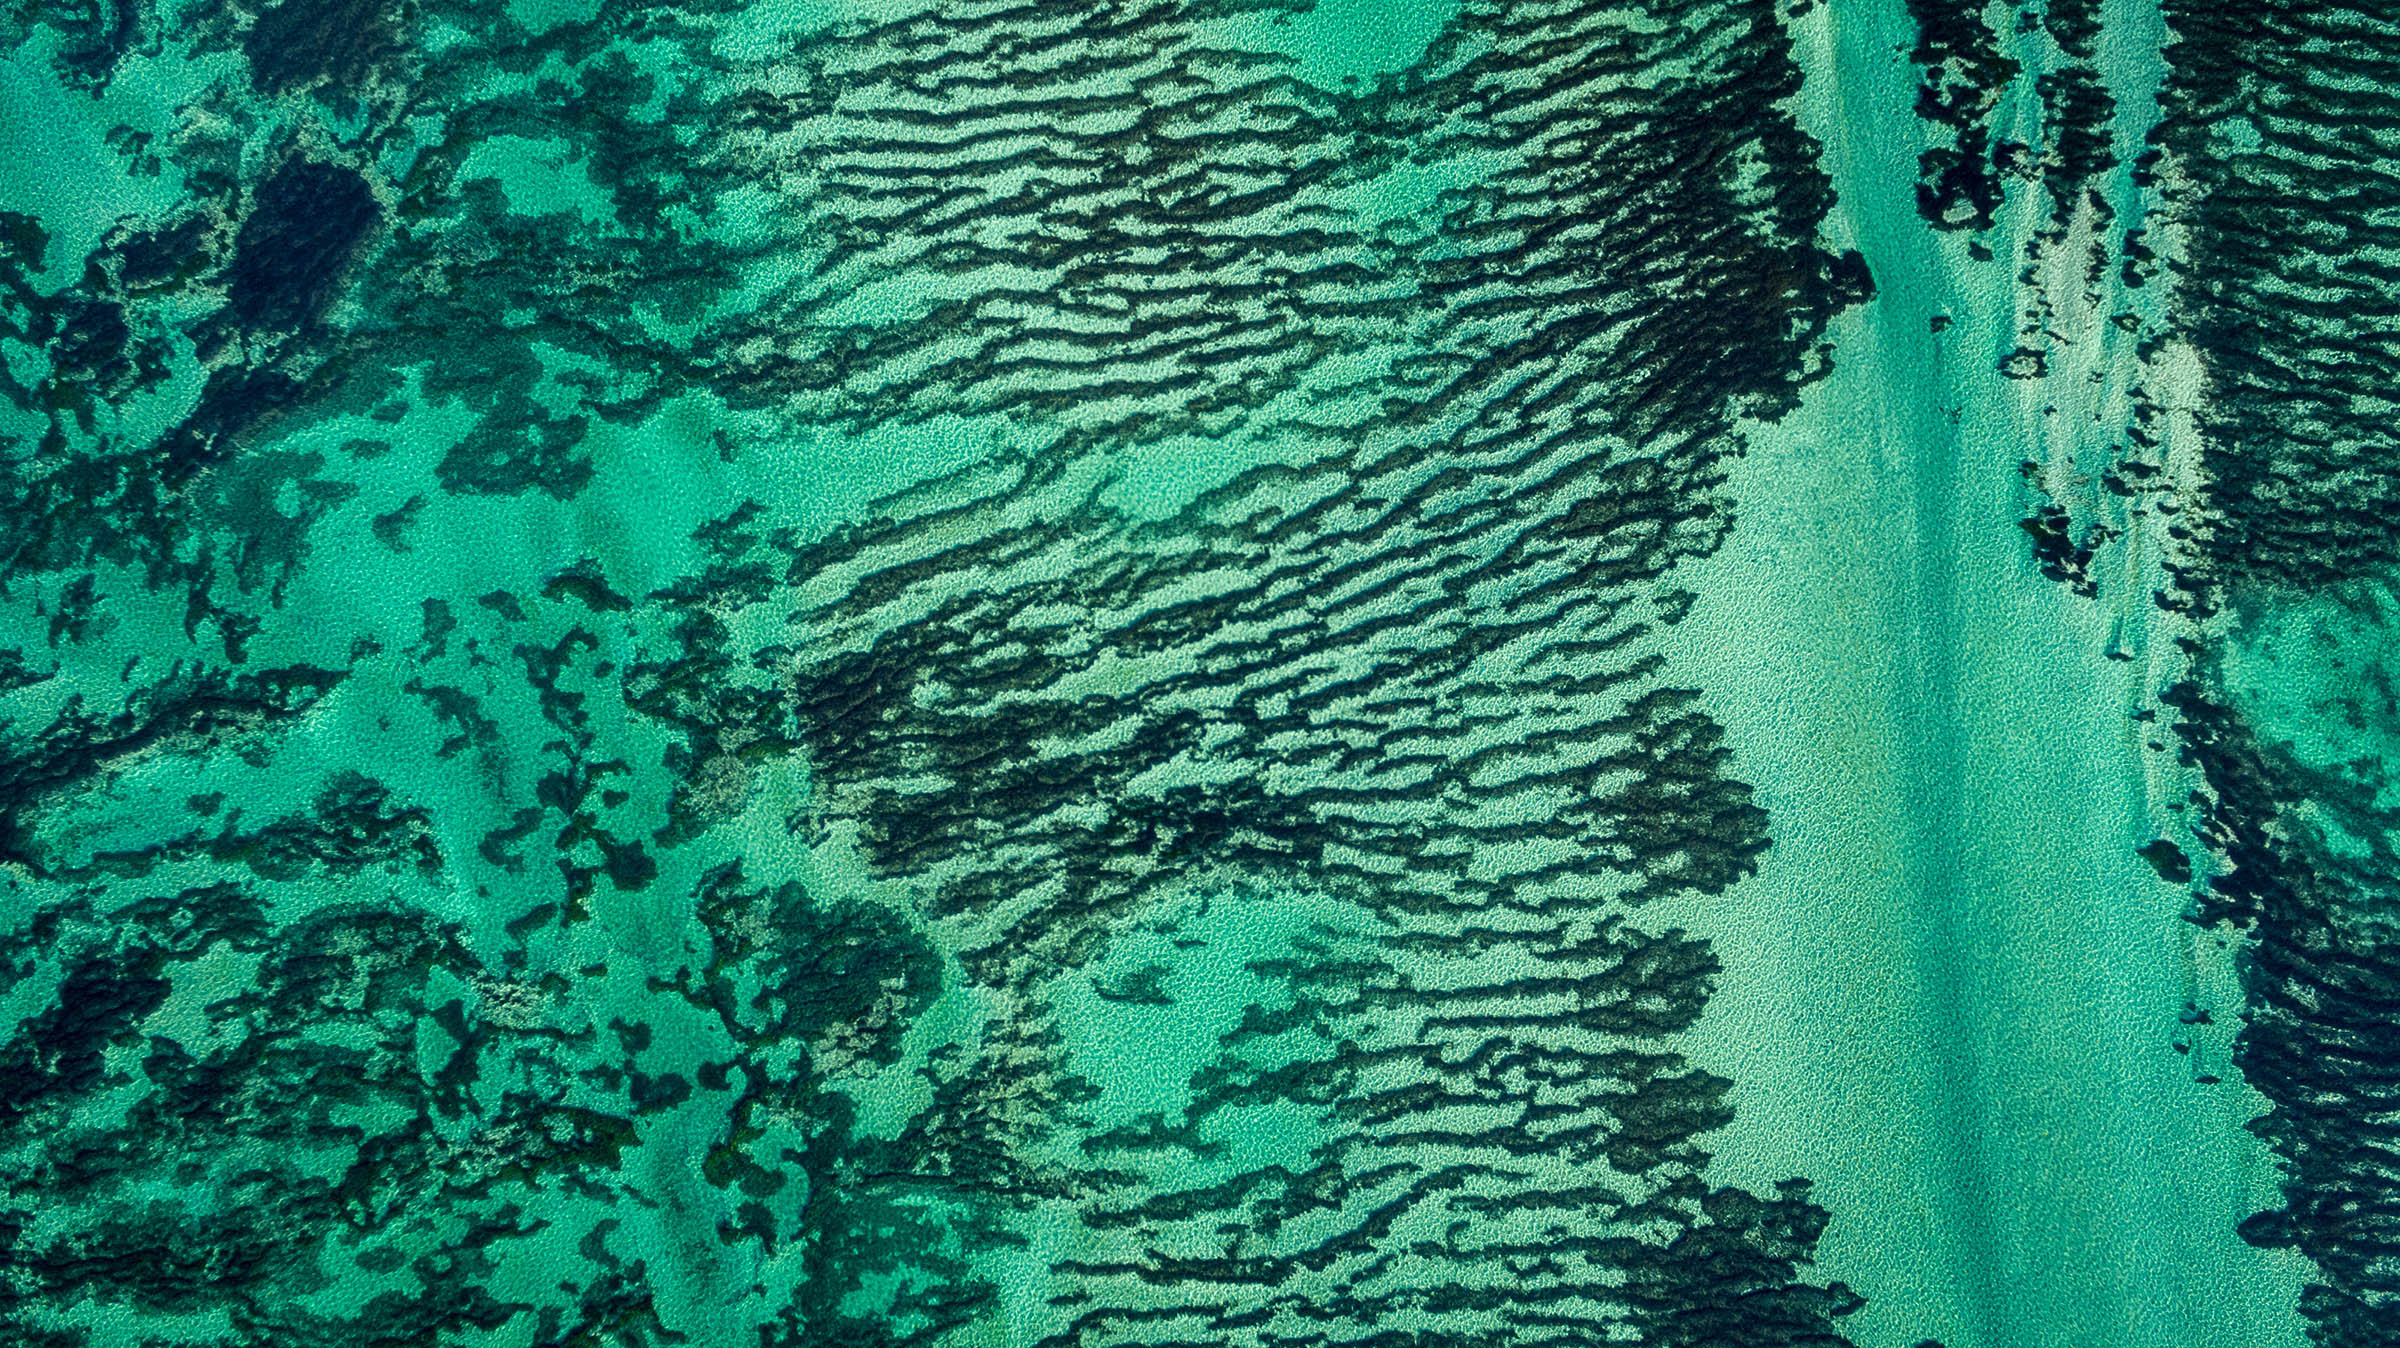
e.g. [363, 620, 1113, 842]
[0, 1, 2387, 1346]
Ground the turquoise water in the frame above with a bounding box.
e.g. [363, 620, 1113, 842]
[0, 0, 2391, 1345]
[1665, 7, 2305, 1346]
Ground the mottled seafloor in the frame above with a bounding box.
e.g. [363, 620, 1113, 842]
[0, 0, 2390, 1346]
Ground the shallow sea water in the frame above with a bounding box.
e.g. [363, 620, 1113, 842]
[0, 0, 2392, 1346]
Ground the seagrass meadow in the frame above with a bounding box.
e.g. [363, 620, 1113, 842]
[0, 0, 2390, 1344]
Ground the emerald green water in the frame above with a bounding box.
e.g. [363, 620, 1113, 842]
[1660, 7, 2309, 1348]
[0, 0, 2389, 1344]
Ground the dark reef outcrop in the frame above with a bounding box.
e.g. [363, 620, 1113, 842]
[223, 159, 382, 335]
[2149, 1, 2400, 1342]
[0, 0, 1870, 1343]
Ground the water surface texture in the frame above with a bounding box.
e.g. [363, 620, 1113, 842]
[0, 1, 2387, 1346]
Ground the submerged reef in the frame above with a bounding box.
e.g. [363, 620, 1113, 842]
[2146, 3, 2400, 1343]
[0, 0, 1865, 1344]
[0, 0, 2390, 1346]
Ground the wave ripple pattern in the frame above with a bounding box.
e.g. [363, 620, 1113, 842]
[0, 2, 1873, 1348]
